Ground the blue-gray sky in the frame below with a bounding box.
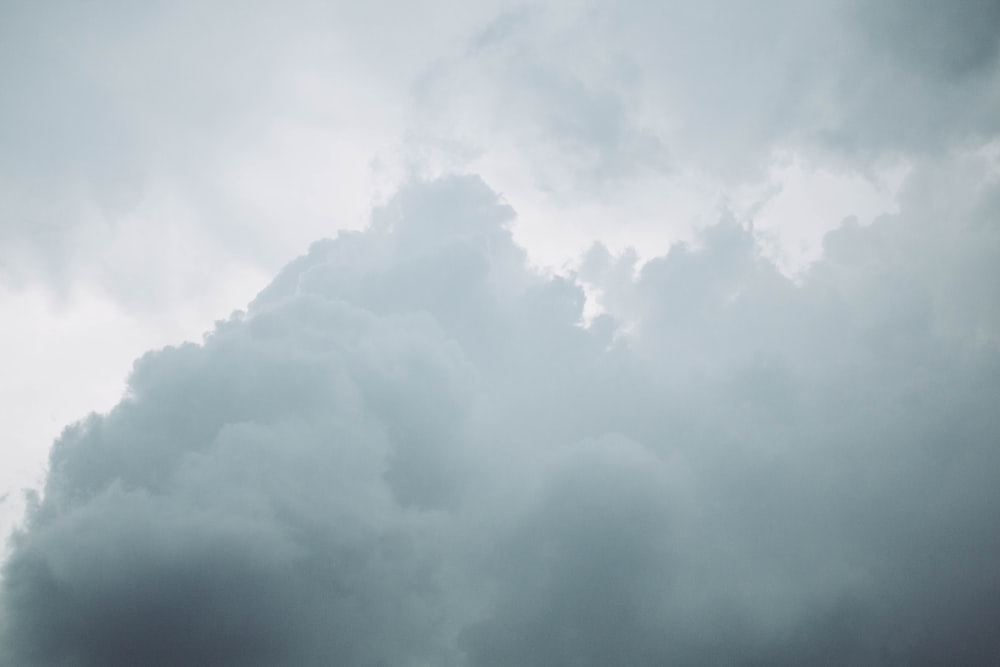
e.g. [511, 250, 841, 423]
[2, 1, 999, 665]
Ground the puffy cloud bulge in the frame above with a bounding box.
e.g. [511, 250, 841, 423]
[3, 153, 1000, 666]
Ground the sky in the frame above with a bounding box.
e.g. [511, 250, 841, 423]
[1, 1, 999, 665]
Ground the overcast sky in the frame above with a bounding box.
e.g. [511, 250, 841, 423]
[2, 1, 999, 665]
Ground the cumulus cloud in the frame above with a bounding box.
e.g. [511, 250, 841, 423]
[3, 161, 999, 665]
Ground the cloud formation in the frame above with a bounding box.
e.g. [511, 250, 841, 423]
[415, 0, 1000, 187]
[4, 158, 999, 664]
[5, 0, 998, 297]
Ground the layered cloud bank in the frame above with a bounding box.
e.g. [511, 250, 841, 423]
[4, 0, 999, 294]
[3, 157, 999, 665]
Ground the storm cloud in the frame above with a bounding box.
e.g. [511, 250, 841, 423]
[3, 0, 1000, 664]
[3, 156, 999, 665]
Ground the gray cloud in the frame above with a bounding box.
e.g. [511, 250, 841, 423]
[415, 0, 1000, 188]
[6, 0, 999, 296]
[857, 0, 1000, 79]
[4, 164, 1000, 665]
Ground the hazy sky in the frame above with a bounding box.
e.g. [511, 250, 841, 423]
[2, 1, 999, 665]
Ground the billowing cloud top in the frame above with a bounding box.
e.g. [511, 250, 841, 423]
[3, 159, 1000, 665]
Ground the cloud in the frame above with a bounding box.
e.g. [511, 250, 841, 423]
[856, 0, 1000, 79]
[414, 0, 1000, 188]
[3, 164, 1000, 665]
[0, 0, 420, 297]
[5, 0, 998, 301]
